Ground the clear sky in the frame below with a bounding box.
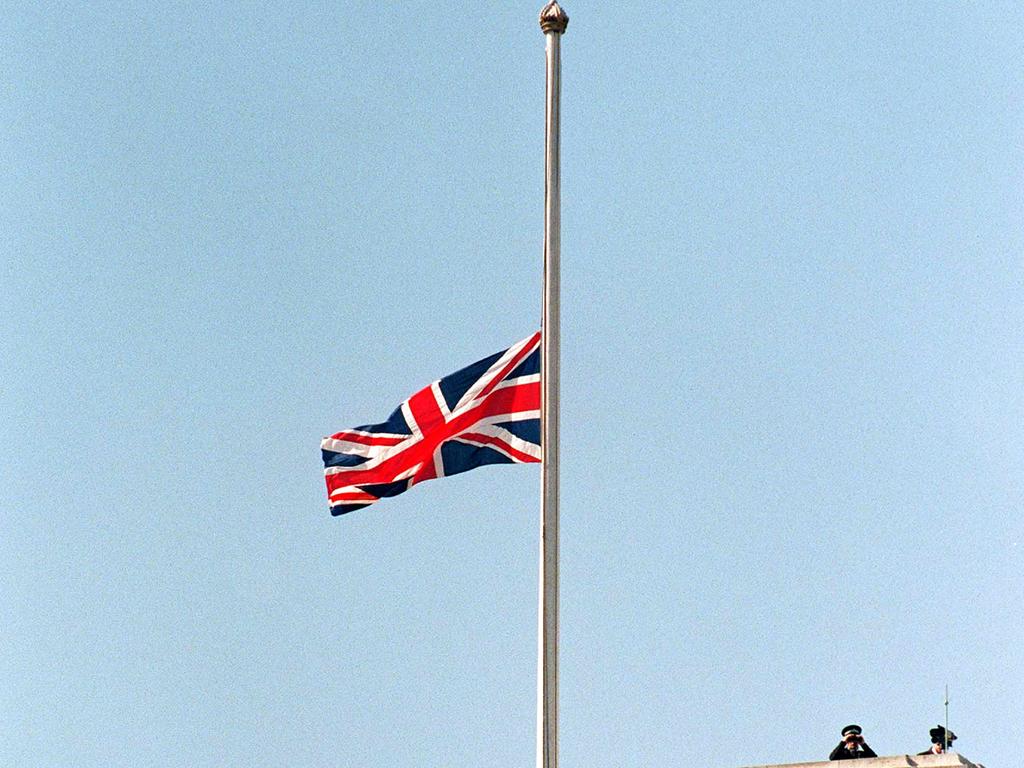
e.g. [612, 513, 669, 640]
[3, 2, 1022, 766]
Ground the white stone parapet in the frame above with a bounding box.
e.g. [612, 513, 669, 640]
[739, 754, 985, 768]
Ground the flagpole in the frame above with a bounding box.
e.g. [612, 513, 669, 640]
[538, 4, 567, 768]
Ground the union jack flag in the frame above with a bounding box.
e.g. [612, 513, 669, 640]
[321, 332, 541, 516]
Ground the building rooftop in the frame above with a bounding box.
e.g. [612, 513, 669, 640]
[740, 754, 985, 768]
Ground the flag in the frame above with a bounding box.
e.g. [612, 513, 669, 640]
[321, 332, 541, 516]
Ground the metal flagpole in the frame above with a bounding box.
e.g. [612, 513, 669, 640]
[538, 4, 567, 768]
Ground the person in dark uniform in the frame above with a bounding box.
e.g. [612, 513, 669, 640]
[829, 724, 878, 760]
[918, 725, 957, 755]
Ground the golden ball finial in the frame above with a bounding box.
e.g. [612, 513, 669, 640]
[539, 1, 569, 35]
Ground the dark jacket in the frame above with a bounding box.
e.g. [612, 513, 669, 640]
[829, 742, 878, 760]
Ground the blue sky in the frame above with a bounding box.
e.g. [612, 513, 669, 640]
[3, 2, 1022, 766]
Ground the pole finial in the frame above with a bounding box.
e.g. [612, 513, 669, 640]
[539, 1, 569, 35]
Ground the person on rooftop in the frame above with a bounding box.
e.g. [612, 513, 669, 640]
[918, 725, 957, 755]
[829, 724, 878, 760]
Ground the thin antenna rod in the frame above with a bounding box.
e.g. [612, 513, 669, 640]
[538, 4, 567, 768]
[944, 685, 950, 753]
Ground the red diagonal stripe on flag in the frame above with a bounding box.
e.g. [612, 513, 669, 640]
[329, 431, 406, 447]
[475, 331, 541, 402]
[458, 432, 538, 463]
